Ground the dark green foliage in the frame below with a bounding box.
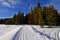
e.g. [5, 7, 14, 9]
[14, 12, 24, 24]
[0, 3, 60, 27]
[5, 19, 12, 24]
[33, 3, 44, 27]
[12, 11, 24, 25]
[43, 5, 58, 27]
[12, 14, 17, 24]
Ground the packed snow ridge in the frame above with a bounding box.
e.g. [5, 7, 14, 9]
[0, 25, 60, 40]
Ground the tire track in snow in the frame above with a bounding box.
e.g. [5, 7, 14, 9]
[12, 27, 22, 40]
[31, 27, 56, 40]
[11, 25, 60, 40]
[12, 25, 47, 40]
[22, 25, 44, 40]
[0, 26, 21, 40]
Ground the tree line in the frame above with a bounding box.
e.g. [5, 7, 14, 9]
[0, 3, 60, 27]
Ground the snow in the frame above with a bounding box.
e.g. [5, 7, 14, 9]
[0, 25, 60, 40]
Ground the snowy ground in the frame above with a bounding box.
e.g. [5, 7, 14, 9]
[0, 25, 60, 40]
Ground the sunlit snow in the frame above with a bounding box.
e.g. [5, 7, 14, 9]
[0, 25, 60, 40]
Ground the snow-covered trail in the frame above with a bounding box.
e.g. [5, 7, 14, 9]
[0, 25, 60, 40]
[12, 25, 46, 40]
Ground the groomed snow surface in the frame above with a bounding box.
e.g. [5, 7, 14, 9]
[0, 25, 60, 40]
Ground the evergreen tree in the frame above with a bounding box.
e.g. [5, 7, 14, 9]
[12, 14, 17, 24]
[32, 3, 44, 27]
[44, 5, 58, 27]
[15, 11, 24, 24]
[33, 7, 39, 25]
[37, 3, 44, 27]
[25, 13, 30, 24]
[0, 3, 59, 26]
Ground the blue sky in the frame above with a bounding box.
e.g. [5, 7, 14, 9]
[0, 0, 60, 19]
